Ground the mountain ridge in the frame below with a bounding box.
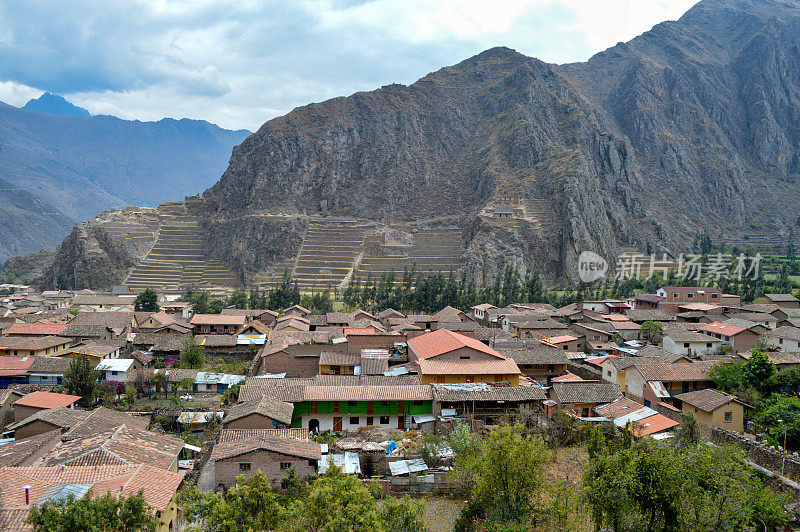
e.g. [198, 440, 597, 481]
[0, 101, 250, 268]
[15, 0, 800, 289]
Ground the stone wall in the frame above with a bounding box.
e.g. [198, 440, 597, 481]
[711, 427, 800, 483]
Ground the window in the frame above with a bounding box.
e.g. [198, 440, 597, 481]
[606, 370, 612, 377]
[684, 343, 690, 348]
[581, 408, 589, 417]
[724, 412, 732, 422]
[780, 338, 784, 344]
[239, 463, 251, 471]
[460, 355, 470, 360]
[347, 401, 357, 407]
[380, 401, 390, 406]
[706, 343, 712, 348]
[280, 462, 292, 470]
[712, 294, 718, 299]
[413, 400, 423, 405]
[350, 417, 360, 425]
[380, 416, 390, 424]
[687, 293, 694, 299]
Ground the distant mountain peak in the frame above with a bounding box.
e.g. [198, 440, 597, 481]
[23, 92, 91, 117]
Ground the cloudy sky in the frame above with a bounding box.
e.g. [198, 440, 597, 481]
[0, 0, 698, 131]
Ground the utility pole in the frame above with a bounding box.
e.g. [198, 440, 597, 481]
[778, 419, 787, 476]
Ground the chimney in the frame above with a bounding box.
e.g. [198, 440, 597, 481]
[23, 485, 30, 505]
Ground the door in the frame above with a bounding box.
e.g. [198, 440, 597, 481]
[397, 415, 405, 430]
[366, 416, 374, 426]
[334, 417, 342, 431]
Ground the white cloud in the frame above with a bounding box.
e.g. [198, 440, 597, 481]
[0, 0, 700, 130]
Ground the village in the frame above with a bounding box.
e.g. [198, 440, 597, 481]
[0, 281, 798, 530]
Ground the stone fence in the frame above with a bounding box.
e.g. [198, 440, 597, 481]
[712, 427, 800, 489]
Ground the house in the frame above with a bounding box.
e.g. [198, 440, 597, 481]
[0, 357, 35, 389]
[27, 357, 71, 386]
[0, 388, 25, 428]
[62, 311, 135, 340]
[161, 301, 193, 319]
[727, 311, 777, 330]
[632, 294, 665, 310]
[663, 330, 723, 357]
[193, 372, 245, 393]
[283, 305, 311, 318]
[546, 382, 623, 418]
[625, 361, 719, 406]
[740, 349, 800, 370]
[136, 311, 192, 334]
[0, 464, 184, 532]
[0, 336, 71, 357]
[765, 326, 800, 353]
[594, 397, 679, 438]
[470, 303, 497, 325]
[407, 329, 522, 385]
[71, 294, 135, 312]
[4, 323, 66, 337]
[624, 309, 676, 324]
[697, 322, 760, 353]
[600, 357, 665, 393]
[581, 300, 630, 315]
[435, 306, 470, 323]
[40, 425, 184, 472]
[432, 383, 547, 425]
[250, 338, 348, 378]
[289, 384, 433, 432]
[61, 407, 150, 441]
[6, 407, 90, 440]
[54, 344, 121, 366]
[222, 308, 279, 326]
[223, 396, 295, 429]
[673, 388, 747, 433]
[497, 346, 569, 383]
[510, 317, 568, 337]
[656, 286, 722, 312]
[494, 205, 514, 218]
[13, 391, 81, 423]
[318, 351, 388, 376]
[96, 358, 135, 382]
[190, 314, 247, 335]
[763, 293, 800, 309]
[0, 430, 62, 467]
[542, 334, 583, 352]
[211, 429, 321, 489]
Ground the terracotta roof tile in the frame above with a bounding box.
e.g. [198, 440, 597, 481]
[407, 329, 503, 360]
[14, 391, 81, 409]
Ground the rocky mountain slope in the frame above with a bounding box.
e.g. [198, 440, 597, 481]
[26, 0, 800, 289]
[0, 101, 249, 267]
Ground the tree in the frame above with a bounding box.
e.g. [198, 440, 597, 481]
[677, 411, 700, 445]
[285, 466, 383, 531]
[640, 321, 663, 344]
[63, 355, 98, 407]
[379, 496, 428, 532]
[28, 490, 156, 532]
[227, 290, 248, 309]
[181, 471, 282, 532]
[134, 288, 160, 312]
[188, 291, 210, 314]
[180, 337, 205, 369]
[584, 438, 790, 532]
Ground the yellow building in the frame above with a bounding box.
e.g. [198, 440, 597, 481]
[674, 388, 747, 433]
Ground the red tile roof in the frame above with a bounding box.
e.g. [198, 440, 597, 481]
[698, 322, 748, 337]
[407, 329, 503, 360]
[631, 413, 679, 437]
[6, 323, 66, 336]
[189, 314, 247, 326]
[546, 335, 579, 344]
[14, 391, 81, 409]
[0, 357, 35, 376]
[551, 372, 584, 382]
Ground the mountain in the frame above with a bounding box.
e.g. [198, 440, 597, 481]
[0, 102, 250, 267]
[22, 0, 800, 289]
[23, 92, 91, 117]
